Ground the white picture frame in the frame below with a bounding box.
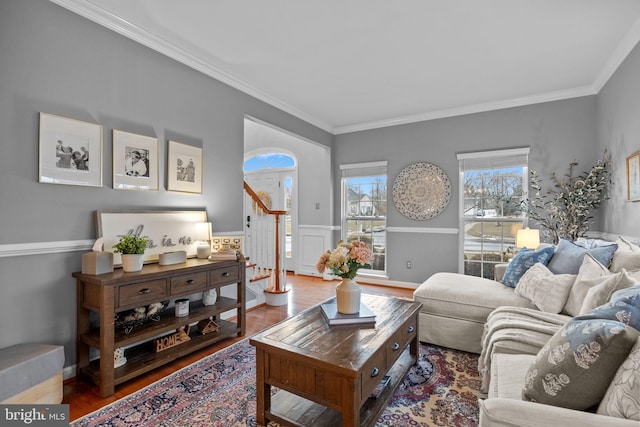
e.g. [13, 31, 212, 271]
[167, 140, 203, 194]
[39, 112, 103, 187]
[97, 209, 208, 265]
[113, 130, 159, 191]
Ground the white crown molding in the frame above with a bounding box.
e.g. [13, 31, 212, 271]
[47, 0, 640, 136]
[48, 0, 334, 134]
[333, 85, 597, 134]
[387, 227, 458, 234]
[0, 240, 94, 258]
[592, 15, 640, 92]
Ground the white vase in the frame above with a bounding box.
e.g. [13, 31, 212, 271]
[121, 254, 144, 272]
[202, 288, 217, 306]
[336, 278, 361, 314]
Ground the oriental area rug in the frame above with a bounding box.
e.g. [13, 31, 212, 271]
[72, 340, 483, 427]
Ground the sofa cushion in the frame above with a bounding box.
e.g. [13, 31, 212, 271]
[488, 353, 536, 399]
[414, 272, 535, 324]
[563, 254, 612, 316]
[515, 263, 576, 314]
[577, 270, 637, 315]
[502, 246, 555, 288]
[597, 336, 640, 420]
[548, 238, 617, 275]
[610, 237, 640, 273]
[522, 318, 640, 410]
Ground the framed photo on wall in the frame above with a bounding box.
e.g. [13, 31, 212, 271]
[38, 112, 103, 187]
[113, 130, 159, 191]
[628, 150, 640, 202]
[167, 140, 203, 194]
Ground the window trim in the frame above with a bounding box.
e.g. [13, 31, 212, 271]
[340, 161, 388, 276]
[457, 147, 530, 274]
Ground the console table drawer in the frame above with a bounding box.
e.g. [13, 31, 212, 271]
[118, 279, 167, 309]
[170, 271, 207, 295]
[209, 265, 240, 285]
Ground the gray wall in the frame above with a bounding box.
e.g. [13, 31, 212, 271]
[335, 97, 600, 283]
[0, 0, 332, 366]
[597, 42, 640, 237]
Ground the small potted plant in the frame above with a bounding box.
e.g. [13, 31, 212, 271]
[113, 234, 150, 272]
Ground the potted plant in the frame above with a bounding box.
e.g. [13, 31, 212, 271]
[113, 234, 150, 272]
[523, 151, 612, 244]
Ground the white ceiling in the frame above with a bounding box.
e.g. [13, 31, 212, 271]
[51, 0, 640, 134]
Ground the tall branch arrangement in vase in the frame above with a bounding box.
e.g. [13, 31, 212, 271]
[524, 151, 612, 244]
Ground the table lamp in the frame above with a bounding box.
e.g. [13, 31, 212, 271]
[516, 227, 540, 250]
[195, 222, 212, 259]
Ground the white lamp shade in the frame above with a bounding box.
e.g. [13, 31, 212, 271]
[194, 222, 212, 242]
[516, 228, 540, 249]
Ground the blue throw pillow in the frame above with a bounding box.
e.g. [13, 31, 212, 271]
[547, 239, 618, 275]
[577, 285, 640, 331]
[502, 246, 555, 287]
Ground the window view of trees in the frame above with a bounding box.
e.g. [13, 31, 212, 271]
[463, 167, 525, 279]
[344, 176, 387, 273]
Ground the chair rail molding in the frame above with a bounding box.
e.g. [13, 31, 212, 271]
[0, 240, 94, 258]
[387, 226, 458, 234]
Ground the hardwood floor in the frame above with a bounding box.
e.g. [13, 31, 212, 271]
[64, 273, 414, 421]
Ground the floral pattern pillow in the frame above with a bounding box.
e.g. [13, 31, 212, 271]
[597, 336, 640, 420]
[578, 285, 640, 331]
[502, 246, 555, 288]
[522, 318, 640, 410]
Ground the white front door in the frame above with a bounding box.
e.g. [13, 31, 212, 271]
[244, 170, 296, 271]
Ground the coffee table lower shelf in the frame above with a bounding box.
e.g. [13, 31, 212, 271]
[265, 350, 416, 427]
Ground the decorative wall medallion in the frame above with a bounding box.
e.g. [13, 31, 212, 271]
[392, 162, 451, 220]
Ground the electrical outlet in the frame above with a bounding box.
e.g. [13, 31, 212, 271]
[406, 260, 412, 269]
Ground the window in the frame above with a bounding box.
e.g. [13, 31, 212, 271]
[457, 148, 529, 279]
[340, 161, 387, 275]
[243, 153, 295, 172]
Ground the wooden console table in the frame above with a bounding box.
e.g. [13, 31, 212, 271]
[73, 257, 246, 397]
[250, 294, 421, 427]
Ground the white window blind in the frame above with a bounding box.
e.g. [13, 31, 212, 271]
[340, 161, 388, 177]
[457, 148, 529, 171]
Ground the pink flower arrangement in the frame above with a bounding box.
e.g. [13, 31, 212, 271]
[316, 240, 372, 279]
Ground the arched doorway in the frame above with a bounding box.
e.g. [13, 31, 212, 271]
[243, 147, 298, 272]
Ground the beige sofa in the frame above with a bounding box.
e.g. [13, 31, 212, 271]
[412, 266, 533, 354]
[413, 251, 640, 427]
[479, 353, 638, 427]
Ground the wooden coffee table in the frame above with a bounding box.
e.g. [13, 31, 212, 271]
[250, 294, 422, 427]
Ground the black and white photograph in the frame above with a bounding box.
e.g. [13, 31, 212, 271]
[113, 129, 159, 191]
[167, 140, 202, 194]
[39, 112, 103, 187]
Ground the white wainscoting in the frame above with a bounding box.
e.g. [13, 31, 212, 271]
[297, 225, 336, 276]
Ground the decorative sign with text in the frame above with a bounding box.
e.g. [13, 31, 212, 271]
[97, 210, 208, 265]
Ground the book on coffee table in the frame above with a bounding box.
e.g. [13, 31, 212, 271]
[320, 302, 376, 326]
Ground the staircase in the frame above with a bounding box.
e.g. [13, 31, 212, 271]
[243, 181, 290, 306]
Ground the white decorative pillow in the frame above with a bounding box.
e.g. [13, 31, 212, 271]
[610, 237, 640, 273]
[597, 336, 640, 420]
[563, 254, 611, 316]
[515, 263, 576, 314]
[578, 270, 638, 315]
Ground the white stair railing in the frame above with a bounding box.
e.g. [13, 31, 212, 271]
[244, 182, 287, 295]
